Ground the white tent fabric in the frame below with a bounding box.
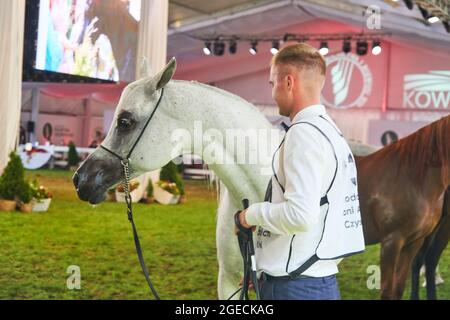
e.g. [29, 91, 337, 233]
[134, 0, 169, 188]
[0, 0, 25, 173]
[137, 0, 169, 77]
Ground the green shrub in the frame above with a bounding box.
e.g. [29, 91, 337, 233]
[175, 156, 184, 173]
[18, 182, 33, 203]
[146, 177, 154, 198]
[160, 161, 184, 196]
[68, 141, 80, 167]
[0, 152, 27, 201]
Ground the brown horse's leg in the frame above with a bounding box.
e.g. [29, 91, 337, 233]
[393, 238, 425, 300]
[410, 239, 431, 300]
[425, 219, 450, 299]
[380, 237, 403, 299]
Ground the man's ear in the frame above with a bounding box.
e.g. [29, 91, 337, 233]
[144, 57, 177, 94]
[286, 74, 294, 91]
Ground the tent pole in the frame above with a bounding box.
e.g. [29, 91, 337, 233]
[30, 88, 40, 144]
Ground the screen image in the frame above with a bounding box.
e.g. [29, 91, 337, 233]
[35, 0, 141, 82]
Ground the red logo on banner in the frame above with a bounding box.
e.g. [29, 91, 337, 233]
[321, 53, 373, 109]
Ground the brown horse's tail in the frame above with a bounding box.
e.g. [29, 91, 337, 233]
[442, 187, 449, 219]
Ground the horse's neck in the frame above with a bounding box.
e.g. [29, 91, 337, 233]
[172, 81, 280, 204]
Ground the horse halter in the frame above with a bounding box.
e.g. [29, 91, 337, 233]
[100, 87, 165, 300]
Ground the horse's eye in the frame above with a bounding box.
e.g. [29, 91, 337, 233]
[118, 118, 133, 130]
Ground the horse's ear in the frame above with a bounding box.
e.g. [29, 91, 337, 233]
[145, 57, 177, 94]
[156, 57, 177, 89]
[139, 56, 151, 78]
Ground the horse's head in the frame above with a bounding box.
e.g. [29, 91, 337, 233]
[73, 58, 181, 204]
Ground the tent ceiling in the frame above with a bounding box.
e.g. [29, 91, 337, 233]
[169, 0, 277, 25]
[168, 0, 450, 67]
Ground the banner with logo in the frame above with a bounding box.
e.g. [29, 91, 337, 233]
[321, 50, 385, 110]
[388, 43, 450, 111]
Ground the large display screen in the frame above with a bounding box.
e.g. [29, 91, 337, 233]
[34, 0, 141, 82]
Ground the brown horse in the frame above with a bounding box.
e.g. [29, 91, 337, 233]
[356, 115, 450, 300]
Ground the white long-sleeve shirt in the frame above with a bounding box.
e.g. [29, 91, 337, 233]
[246, 104, 340, 277]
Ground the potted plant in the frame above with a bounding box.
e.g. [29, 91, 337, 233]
[144, 177, 155, 204]
[67, 141, 80, 171]
[154, 180, 181, 205]
[0, 152, 27, 212]
[155, 161, 185, 205]
[18, 182, 33, 213]
[106, 188, 116, 202]
[30, 180, 52, 212]
[115, 181, 141, 203]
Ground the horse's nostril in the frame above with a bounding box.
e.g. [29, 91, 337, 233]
[73, 172, 80, 188]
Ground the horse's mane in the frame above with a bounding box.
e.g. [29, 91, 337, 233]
[382, 115, 450, 187]
[175, 80, 266, 115]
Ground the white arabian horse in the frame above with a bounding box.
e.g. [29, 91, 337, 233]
[74, 58, 280, 299]
[73, 58, 377, 299]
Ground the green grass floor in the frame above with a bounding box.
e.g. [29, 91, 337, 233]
[0, 169, 448, 299]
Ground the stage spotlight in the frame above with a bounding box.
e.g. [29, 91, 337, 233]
[372, 40, 381, 55]
[229, 40, 237, 54]
[203, 42, 211, 55]
[249, 41, 258, 55]
[213, 41, 225, 56]
[428, 16, 440, 24]
[356, 40, 368, 55]
[443, 21, 450, 33]
[319, 41, 329, 56]
[270, 40, 280, 55]
[342, 40, 351, 54]
[403, 0, 413, 10]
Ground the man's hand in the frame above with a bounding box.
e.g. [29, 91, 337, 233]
[239, 277, 254, 289]
[234, 209, 256, 235]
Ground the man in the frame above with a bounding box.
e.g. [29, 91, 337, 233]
[236, 43, 365, 300]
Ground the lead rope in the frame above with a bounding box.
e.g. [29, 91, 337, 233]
[229, 199, 261, 300]
[121, 159, 161, 300]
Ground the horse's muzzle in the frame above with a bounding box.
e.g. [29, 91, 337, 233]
[73, 150, 122, 204]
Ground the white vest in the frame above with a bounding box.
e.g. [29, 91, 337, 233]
[262, 115, 365, 277]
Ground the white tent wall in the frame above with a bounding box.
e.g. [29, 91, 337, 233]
[21, 89, 117, 118]
[20, 111, 105, 148]
[0, 0, 25, 173]
[21, 89, 116, 147]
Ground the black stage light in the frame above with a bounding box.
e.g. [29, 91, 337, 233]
[229, 40, 237, 54]
[356, 40, 368, 55]
[403, 0, 414, 10]
[372, 40, 381, 55]
[319, 41, 329, 56]
[203, 42, 211, 55]
[213, 41, 225, 56]
[249, 41, 258, 55]
[343, 39, 351, 54]
[270, 40, 280, 55]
